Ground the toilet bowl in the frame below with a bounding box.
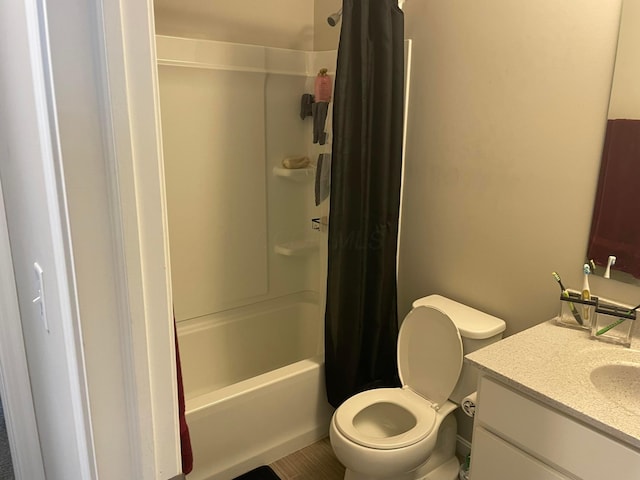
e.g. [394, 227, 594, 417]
[330, 389, 458, 479]
[329, 295, 506, 480]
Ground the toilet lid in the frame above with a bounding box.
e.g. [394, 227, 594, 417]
[397, 306, 463, 407]
[334, 388, 436, 449]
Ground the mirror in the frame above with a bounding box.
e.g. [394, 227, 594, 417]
[587, 0, 640, 285]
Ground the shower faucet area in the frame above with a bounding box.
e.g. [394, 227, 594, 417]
[327, 8, 342, 26]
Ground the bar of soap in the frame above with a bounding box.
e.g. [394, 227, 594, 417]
[282, 156, 311, 169]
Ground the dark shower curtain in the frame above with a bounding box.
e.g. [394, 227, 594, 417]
[325, 0, 404, 408]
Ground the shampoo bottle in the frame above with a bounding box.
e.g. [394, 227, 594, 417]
[314, 68, 333, 102]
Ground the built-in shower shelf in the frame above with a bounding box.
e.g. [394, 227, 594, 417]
[272, 166, 316, 182]
[274, 240, 319, 256]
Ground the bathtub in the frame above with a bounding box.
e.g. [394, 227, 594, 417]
[177, 292, 334, 480]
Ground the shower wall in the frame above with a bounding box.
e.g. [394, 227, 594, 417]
[157, 36, 334, 321]
[160, 64, 267, 320]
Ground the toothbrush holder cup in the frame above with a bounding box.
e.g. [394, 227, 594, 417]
[590, 302, 636, 347]
[557, 289, 597, 331]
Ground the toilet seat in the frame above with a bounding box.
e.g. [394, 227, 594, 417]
[335, 388, 436, 450]
[397, 306, 463, 407]
[333, 306, 463, 451]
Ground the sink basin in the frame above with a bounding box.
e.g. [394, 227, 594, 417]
[590, 363, 640, 415]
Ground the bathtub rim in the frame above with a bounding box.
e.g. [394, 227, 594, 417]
[176, 290, 320, 331]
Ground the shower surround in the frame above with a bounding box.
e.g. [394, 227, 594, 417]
[157, 35, 336, 479]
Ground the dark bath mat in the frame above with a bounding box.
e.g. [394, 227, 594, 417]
[233, 465, 281, 480]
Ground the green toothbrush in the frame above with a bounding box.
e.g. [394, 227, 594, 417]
[596, 318, 626, 336]
[552, 272, 583, 325]
[597, 302, 640, 336]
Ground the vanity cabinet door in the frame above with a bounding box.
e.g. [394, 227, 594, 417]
[470, 427, 570, 480]
[473, 376, 640, 479]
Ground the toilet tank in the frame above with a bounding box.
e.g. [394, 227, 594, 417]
[412, 295, 506, 404]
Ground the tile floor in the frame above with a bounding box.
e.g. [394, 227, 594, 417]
[270, 437, 345, 480]
[269, 437, 466, 480]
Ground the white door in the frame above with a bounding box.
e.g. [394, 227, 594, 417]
[0, 0, 95, 477]
[0, 177, 45, 480]
[0, 0, 181, 478]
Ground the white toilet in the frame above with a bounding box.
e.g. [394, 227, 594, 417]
[329, 295, 506, 480]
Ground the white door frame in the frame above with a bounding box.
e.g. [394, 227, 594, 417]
[62, 0, 182, 476]
[96, 0, 182, 475]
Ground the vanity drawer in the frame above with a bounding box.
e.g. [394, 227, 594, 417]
[476, 376, 640, 480]
[471, 426, 570, 480]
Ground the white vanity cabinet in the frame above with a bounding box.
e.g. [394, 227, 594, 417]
[470, 376, 640, 480]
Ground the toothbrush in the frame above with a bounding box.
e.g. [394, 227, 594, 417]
[625, 303, 640, 316]
[582, 264, 591, 321]
[552, 272, 583, 325]
[604, 256, 616, 279]
[596, 318, 626, 336]
[597, 303, 639, 336]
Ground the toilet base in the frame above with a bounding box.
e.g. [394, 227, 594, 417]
[344, 468, 416, 480]
[344, 456, 458, 480]
[422, 456, 459, 480]
[339, 414, 459, 480]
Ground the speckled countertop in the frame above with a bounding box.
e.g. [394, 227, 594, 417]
[465, 320, 640, 450]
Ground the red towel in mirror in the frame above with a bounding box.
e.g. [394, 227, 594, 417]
[587, 119, 640, 278]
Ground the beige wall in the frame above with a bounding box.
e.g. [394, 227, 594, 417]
[154, 0, 315, 50]
[154, 0, 343, 51]
[314, 0, 342, 51]
[608, 0, 640, 119]
[398, 0, 640, 338]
